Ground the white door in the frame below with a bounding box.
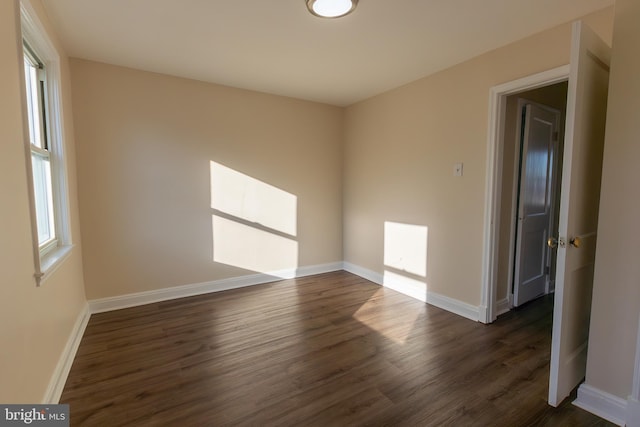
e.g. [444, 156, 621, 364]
[513, 103, 560, 307]
[548, 21, 610, 406]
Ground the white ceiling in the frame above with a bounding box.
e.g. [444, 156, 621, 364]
[41, 0, 614, 106]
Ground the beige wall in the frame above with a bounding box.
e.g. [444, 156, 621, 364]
[496, 83, 568, 303]
[343, 8, 613, 306]
[0, 0, 86, 403]
[71, 60, 344, 299]
[586, 0, 640, 400]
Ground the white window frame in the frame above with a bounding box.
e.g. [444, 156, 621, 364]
[20, 0, 73, 286]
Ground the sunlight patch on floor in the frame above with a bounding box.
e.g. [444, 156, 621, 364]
[353, 288, 422, 344]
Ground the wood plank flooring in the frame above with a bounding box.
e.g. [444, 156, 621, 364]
[62, 271, 613, 426]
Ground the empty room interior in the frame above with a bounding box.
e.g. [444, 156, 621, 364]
[2, 0, 640, 425]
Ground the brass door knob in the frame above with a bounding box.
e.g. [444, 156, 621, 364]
[570, 236, 582, 248]
[547, 237, 558, 248]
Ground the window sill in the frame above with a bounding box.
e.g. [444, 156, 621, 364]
[36, 244, 74, 286]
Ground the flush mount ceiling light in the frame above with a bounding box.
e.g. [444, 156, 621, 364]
[306, 0, 358, 18]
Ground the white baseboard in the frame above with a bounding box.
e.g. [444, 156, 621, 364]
[89, 262, 344, 314]
[478, 305, 490, 324]
[496, 297, 511, 316]
[343, 262, 479, 322]
[574, 383, 627, 426]
[478, 297, 512, 324]
[427, 290, 479, 322]
[627, 398, 640, 427]
[42, 303, 90, 404]
[343, 262, 383, 285]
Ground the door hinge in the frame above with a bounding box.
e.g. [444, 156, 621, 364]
[545, 266, 550, 275]
[553, 131, 559, 141]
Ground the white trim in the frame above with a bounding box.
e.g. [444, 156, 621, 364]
[627, 398, 640, 427]
[628, 314, 640, 426]
[42, 303, 90, 404]
[343, 261, 383, 285]
[343, 262, 479, 322]
[481, 65, 570, 323]
[632, 314, 640, 400]
[20, 1, 59, 64]
[426, 291, 479, 322]
[89, 262, 343, 313]
[38, 244, 73, 286]
[286, 262, 344, 279]
[20, 0, 73, 287]
[382, 271, 429, 303]
[574, 384, 627, 426]
[496, 297, 511, 316]
[478, 305, 489, 324]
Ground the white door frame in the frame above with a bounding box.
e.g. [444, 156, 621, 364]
[479, 65, 569, 324]
[628, 314, 640, 424]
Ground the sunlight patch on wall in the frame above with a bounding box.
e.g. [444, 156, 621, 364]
[210, 161, 298, 276]
[383, 221, 427, 277]
[210, 161, 297, 236]
[383, 221, 428, 302]
[212, 216, 298, 276]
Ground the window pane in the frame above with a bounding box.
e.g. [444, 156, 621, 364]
[31, 152, 56, 245]
[23, 57, 43, 148]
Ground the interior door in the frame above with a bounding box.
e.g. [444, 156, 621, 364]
[513, 103, 560, 307]
[548, 21, 610, 406]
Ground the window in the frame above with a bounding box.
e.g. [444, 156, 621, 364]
[21, 0, 73, 285]
[24, 44, 57, 254]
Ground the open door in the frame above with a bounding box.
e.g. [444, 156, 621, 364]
[548, 21, 610, 406]
[513, 103, 560, 307]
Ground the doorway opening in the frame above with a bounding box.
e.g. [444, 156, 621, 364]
[479, 65, 569, 324]
[498, 82, 568, 312]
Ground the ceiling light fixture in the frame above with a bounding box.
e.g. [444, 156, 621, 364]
[306, 0, 358, 18]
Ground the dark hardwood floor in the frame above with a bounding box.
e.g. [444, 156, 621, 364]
[62, 271, 613, 426]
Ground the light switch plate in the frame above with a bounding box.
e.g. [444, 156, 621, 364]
[454, 162, 463, 177]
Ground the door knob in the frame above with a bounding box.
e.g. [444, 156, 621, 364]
[570, 236, 582, 248]
[547, 237, 558, 248]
